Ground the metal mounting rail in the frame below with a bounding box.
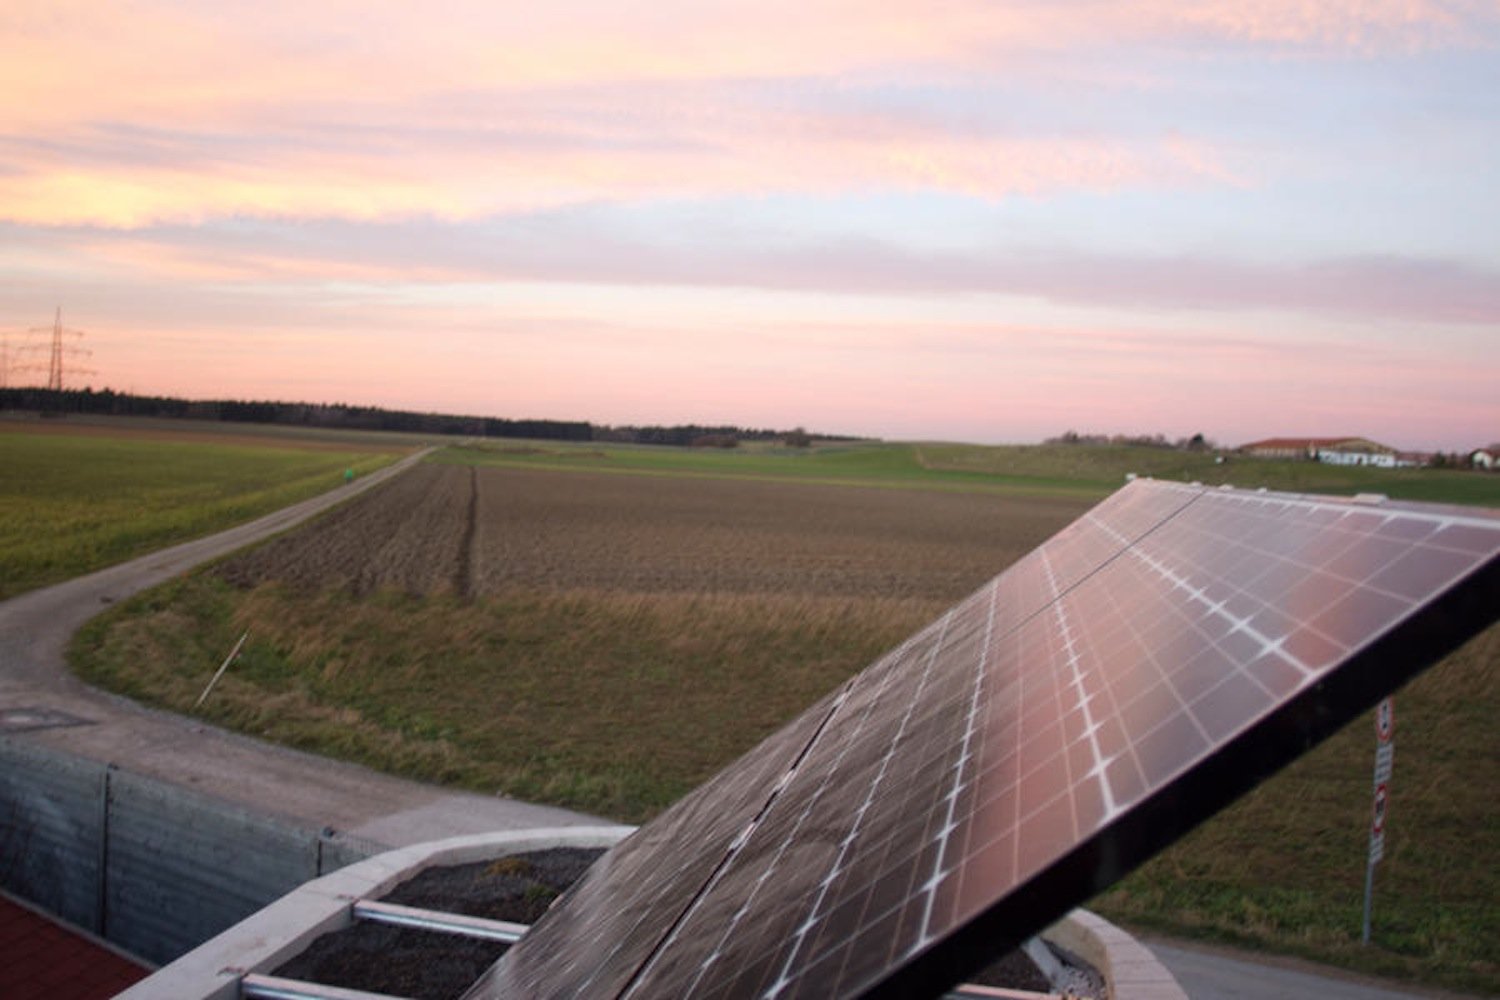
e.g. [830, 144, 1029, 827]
[240, 973, 409, 1000]
[352, 899, 528, 943]
[244, 905, 1029, 999]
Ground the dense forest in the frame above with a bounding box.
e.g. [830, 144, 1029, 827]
[0, 387, 840, 448]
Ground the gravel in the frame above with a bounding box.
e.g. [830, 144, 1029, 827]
[272, 847, 1074, 999]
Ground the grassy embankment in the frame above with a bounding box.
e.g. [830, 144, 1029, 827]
[0, 422, 401, 599]
[57, 435, 1500, 994]
[77, 581, 939, 817]
[428, 437, 1112, 497]
[916, 441, 1500, 505]
[433, 436, 1500, 506]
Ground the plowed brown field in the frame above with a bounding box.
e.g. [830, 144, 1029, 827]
[218, 464, 1090, 601]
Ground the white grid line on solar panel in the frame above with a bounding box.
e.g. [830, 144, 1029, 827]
[623, 685, 863, 997]
[921, 584, 1115, 937]
[1041, 548, 1122, 821]
[1063, 493, 1493, 804]
[1082, 557, 1223, 802]
[933, 550, 1264, 930]
[592, 481, 1198, 997]
[714, 554, 1128, 995]
[911, 583, 997, 951]
[481, 482, 1500, 1000]
[930, 587, 1038, 929]
[734, 593, 1000, 991]
[903, 490, 1500, 948]
[761, 609, 955, 997]
[1160, 500, 1500, 647]
[474, 689, 842, 997]
[639, 610, 954, 998]
[1091, 503, 1326, 675]
[1207, 487, 1500, 532]
[648, 595, 998, 998]
[1131, 496, 1498, 669]
[1029, 481, 1198, 598]
[516, 593, 960, 1000]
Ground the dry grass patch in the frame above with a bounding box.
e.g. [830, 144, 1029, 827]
[75, 577, 944, 821]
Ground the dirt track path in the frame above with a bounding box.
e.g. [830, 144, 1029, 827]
[0, 446, 599, 847]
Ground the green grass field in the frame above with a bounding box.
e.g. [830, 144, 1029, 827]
[916, 441, 1500, 504]
[435, 437, 1500, 507]
[427, 438, 996, 489]
[38, 424, 1500, 993]
[0, 424, 401, 599]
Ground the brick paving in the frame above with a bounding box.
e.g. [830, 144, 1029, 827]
[0, 894, 149, 999]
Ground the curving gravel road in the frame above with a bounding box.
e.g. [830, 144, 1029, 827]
[0, 446, 599, 847]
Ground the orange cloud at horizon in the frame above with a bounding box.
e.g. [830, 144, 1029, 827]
[0, 122, 1232, 228]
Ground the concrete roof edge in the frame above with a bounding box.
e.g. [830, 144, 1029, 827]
[1044, 908, 1188, 1000]
[121, 828, 1185, 1000]
[117, 825, 636, 1000]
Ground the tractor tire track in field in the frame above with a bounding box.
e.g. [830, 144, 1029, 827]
[454, 465, 479, 598]
[215, 463, 1094, 603]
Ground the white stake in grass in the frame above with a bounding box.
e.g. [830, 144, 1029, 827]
[194, 631, 249, 711]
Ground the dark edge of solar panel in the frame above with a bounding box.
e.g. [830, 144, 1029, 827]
[861, 549, 1500, 1000]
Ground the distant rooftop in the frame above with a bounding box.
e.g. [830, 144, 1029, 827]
[1241, 436, 1394, 453]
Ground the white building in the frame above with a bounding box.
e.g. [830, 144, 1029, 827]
[1241, 437, 1409, 467]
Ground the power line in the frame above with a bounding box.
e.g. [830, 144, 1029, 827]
[13, 307, 95, 390]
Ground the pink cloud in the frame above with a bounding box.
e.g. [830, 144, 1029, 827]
[1162, 0, 1486, 52]
[42, 220, 1499, 327]
[5, 1, 1481, 134]
[0, 108, 1230, 228]
[4, 0, 1483, 226]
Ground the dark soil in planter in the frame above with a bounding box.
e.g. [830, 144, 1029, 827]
[273, 847, 1056, 999]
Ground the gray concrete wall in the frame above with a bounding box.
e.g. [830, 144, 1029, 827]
[0, 737, 383, 965]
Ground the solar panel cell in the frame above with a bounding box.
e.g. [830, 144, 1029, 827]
[466, 481, 1500, 1000]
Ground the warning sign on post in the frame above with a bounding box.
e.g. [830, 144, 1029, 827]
[1364, 698, 1395, 943]
[1373, 744, 1394, 786]
[1368, 698, 1395, 868]
[1369, 782, 1389, 864]
[1376, 698, 1395, 744]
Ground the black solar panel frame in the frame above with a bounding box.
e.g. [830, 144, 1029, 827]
[865, 548, 1499, 998]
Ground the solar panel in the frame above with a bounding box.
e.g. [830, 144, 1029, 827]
[466, 480, 1500, 1000]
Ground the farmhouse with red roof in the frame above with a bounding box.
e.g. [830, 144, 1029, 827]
[1239, 437, 1414, 468]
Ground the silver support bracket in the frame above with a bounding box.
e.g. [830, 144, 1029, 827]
[351, 899, 529, 943]
[240, 972, 410, 1000]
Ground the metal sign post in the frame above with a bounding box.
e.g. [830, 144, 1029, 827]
[1363, 697, 1395, 944]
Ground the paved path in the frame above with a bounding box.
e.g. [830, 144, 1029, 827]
[1142, 935, 1485, 1000]
[0, 447, 599, 848]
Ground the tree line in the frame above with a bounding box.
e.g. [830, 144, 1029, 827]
[1047, 430, 1217, 451]
[0, 387, 839, 448]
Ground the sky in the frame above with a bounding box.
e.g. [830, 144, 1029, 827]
[2, 1, 1497, 451]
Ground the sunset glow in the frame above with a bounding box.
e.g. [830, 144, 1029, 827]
[2, 1, 1496, 449]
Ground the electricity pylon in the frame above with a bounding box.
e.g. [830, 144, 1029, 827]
[21, 307, 94, 390]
